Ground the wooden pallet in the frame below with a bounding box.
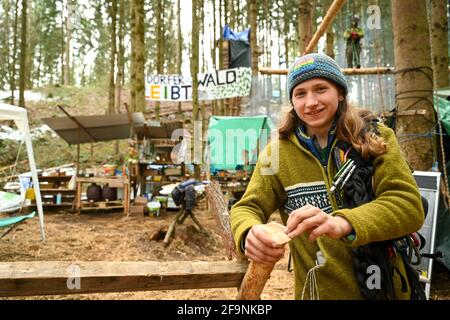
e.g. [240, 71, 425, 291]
[81, 200, 124, 210]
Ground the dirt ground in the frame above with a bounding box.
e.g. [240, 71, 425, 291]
[1, 199, 449, 300]
[0, 199, 295, 300]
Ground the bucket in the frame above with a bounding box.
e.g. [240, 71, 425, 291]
[146, 201, 161, 217]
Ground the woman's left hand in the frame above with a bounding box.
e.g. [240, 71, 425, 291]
[286, 204, 353, 241]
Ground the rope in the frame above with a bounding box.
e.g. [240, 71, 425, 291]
[301, 264, 322, 300]
[9, 141, 24, 183]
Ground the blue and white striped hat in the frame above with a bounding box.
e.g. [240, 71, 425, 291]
[287, 53, 348, 102]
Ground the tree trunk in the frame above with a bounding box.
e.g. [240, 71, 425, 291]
[177, 0, 183, 117]
[249, 1, 258, 71]
[25, 5, 36, 90]
[155, 0, 164, 120]
[134, 0, 146, 113]
[211, 0, 217, 115]
[283, 1, 290, 67]
[115, 0, 125, 154]
[3, 0, 11, 91]
[108, 0, 117, 115]
[116, 0, 125, 113]
[64, 0, 75, 86]
[429, 0, 449, 89]
[249, 0, 258, 114]
[10, 0, 19, 105]
[60, 0, 65, 84]
[298, 0, 314, 54]
[191, 0, 201, 179]
[18, 0, 27, 108]
[392, 0, 435, 171]
[218, 0, 225, 115]
[130, 0, 137, 111]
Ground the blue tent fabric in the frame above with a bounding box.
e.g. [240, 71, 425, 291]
[0, 211, 35, 228]
[223, 25, 250, 44]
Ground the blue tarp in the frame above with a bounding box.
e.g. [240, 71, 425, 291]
[223, 25, 250, 44]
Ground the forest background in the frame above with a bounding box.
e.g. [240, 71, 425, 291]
[0, 0, 449, 175]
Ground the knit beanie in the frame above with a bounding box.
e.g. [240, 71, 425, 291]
[287, 53, 348, 102]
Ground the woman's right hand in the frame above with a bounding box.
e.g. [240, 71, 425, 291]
[244, 224, 286, 265]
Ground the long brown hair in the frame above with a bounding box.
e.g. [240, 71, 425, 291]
[278, 97, 387, 160]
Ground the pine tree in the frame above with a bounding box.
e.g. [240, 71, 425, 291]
[392, 0, 435, 170]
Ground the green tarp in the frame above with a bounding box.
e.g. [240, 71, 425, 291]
[0, 211, 35, 228]
[207, 115, 273, 171]
[435, 95, 450, 134]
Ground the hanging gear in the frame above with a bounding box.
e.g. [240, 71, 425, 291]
[335, 120, 427, 300]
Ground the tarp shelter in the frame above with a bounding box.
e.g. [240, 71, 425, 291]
[207, 115, 274, 171]
[0, 103, 45, 241]
[43, 112, 146, 176]
[133, 120, 184, 140]
[42, 113, 146, 145]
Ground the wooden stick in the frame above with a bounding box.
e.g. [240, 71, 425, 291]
[0, 260, 249, 297]
[0, 160, 28, 173]
[304, 0, 347, 54]
[236, 222, 291, 300]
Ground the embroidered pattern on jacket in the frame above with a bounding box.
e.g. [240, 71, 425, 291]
[283, 181, 333, 214]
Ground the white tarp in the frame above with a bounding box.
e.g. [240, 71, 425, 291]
[0, 103, 45, 241]
[0, 191, 23, 213]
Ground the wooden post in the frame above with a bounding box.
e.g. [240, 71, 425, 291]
[303, 0, 346, 54]
[259, 66, 393, 76]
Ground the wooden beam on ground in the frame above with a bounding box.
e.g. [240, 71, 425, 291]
[0, 260, 249, 297]
[304, 0, 347, 54]
[259, 66, 394, 76]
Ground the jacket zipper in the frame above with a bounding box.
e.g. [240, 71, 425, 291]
[295, 139, 339, 211]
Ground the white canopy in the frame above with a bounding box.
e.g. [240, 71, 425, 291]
[0, 103, 45, 241]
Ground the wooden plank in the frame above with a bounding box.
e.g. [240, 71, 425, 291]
[0, 260, 249, 297]
[39, 189, 76, 194]
[259, 66, 394, 76]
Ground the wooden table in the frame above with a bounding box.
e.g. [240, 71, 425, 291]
[75, 176, 130, 216]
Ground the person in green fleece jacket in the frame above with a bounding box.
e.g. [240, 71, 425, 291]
[230, 53, 425, 300]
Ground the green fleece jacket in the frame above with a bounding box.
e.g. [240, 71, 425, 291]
[230, 124, 424, 300]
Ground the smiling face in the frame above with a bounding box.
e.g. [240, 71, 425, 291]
[291, 78, 342, 138]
